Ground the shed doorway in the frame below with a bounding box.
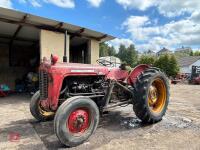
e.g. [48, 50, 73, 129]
[0, 21, 40, 94]
[69, 37, 90, 64]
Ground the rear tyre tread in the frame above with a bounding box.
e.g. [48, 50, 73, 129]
[133, 67, 170, 124]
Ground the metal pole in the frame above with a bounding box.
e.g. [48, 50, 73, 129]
[63, 30, 67, 62]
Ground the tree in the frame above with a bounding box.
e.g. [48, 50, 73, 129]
[168, 55, 180, 77]
[137, 55, 156, 65]
[108, 46, 116, 56]
[126, 44, 138, 67]
[99, 43, 109, 57]
[117, 44, 127, 61]
[117, 44, 138, 67]
[154, 54, 179, 77]
[154, 54, 170, 75]
[99, 43, 117, 57]
[194, 51, 200, 56]
[190, 51, 194, 56]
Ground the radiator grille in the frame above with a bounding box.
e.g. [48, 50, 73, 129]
[39, 70, 48, 99]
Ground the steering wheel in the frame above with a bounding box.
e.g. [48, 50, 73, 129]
[96, 59, 113, 66]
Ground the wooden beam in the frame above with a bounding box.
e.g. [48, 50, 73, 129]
[70, 28, 85, 40]
[10, 15, 28, 45]
[55, 22, 63, 29]
[97, 34, 107, 41]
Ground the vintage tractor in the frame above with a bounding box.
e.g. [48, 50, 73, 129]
[30, 55, 169, 147]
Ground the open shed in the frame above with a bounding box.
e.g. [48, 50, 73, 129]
[0, 7, 114, 91]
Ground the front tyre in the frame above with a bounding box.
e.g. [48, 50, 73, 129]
[133, 67, 169, 123]
[30, 91, 55, 121]
[54, 96, 99, 147]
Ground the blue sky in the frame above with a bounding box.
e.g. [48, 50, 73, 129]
[1, 0, 200, 52]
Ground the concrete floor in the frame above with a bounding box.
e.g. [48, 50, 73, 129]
[0, 85, 200, 150]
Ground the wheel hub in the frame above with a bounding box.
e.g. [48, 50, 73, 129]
[148, 85, 158, 106]
[68, 109, 89, 133]
[148, 78, 167, 113]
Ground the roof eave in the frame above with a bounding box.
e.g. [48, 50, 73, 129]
[0, 7, 115, 42]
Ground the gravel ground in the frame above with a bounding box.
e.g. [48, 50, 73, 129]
[0, 84, 200, 150]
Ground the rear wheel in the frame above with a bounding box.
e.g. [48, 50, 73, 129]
[30, 91, 55, 121]
[133, 67, 169, 123]
[54, 96, 99, 147]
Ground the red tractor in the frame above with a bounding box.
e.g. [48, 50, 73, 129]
[30, 55, 169, 147]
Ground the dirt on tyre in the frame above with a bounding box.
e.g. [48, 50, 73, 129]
[54, 96, 99, 147]
[133, 67, 169, 123]
[30, 91, 55, 121]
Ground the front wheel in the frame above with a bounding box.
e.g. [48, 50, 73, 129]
[54, 96, 99, 147]
[30, 91, 55, 121]
[133, 67, 169, 123]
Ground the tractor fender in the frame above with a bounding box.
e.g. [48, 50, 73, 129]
[127, 64, 150, 85]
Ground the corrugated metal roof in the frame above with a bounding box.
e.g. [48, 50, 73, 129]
[178, 56, 200, 67]
[0, 7, 115, 42]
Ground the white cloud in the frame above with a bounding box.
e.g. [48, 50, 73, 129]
[44, 0, 75, 8]
[122, 16, 149, 28]
[30, 0, 42, 7]
[0, 0, 12, 8]
[116, 0, 200, 17]
[122, 14, 200, 51]
[190, 11, 200, 23]
[116, 0, 156, 11]
[18, 0, 75, 8]
[18, 0, 104, 8]
[86, 0, 103, 7]
[108, 38, 133, 52]
[122, 15, 161, 40]
[157, 0, 200, 17]
[18, 0, 42, 7]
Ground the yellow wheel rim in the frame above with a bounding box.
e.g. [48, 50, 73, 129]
[38, 102, 55, 116]
[148, 78, 167, 114]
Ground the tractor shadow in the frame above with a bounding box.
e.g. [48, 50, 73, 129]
[30, 106, 153, 150]
[99, 106, 150, 131]
[30, 106, 154, 150]
[0, 107, 155, 150]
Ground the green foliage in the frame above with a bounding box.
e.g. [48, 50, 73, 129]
[100, 42, 138, 67]
[117, 44, 138, 67]
[154, 54, 179, 77]
[190, 51, 194, 56]
[99, 42, 180, 77]
[108, 46, 116, 56]
[169, 55, 180, 77]
[194, 51, 200, 56]
[137, 55, 156, 65]
[99, 43, 116, 57]
[189, 50, 200, 56]
[117, 44, 126, 61]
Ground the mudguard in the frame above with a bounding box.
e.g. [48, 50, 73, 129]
[127, 64, 150, 85]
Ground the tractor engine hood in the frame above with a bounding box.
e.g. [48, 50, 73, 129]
[40, 61, 110, 76]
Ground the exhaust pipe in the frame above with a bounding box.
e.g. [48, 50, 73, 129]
[63, 30, 67, 62]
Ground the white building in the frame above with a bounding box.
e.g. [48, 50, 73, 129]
[175, 46, 192, 54]
[178, 56, 200, 74]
